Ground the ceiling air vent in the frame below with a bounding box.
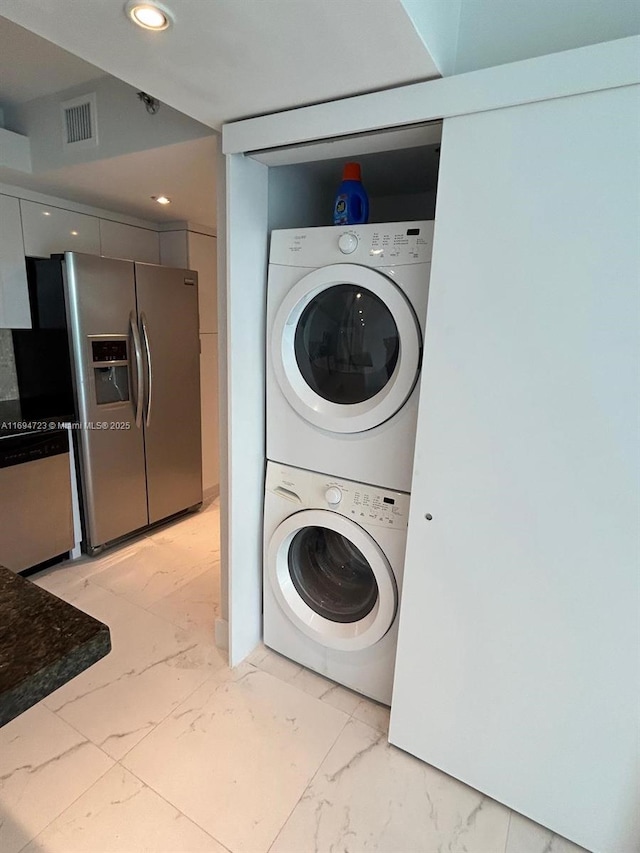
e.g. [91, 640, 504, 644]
[61, 93, 98, 149]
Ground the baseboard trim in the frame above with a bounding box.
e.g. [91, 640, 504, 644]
[215, 617, 229, 650]
[204, 484, 220, 502]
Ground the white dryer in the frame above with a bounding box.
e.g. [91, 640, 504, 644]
[266, 221, 434, 492]
[263, 461, 410, 705]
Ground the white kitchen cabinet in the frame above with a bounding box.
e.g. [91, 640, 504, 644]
[389, 85, 640, 853]
[200, 332, 219, 493]
[158, 227, 219, 492]
[188, 232, 219, 493]
[99, 219, 159, 263]
[159, 230, 188, 267]
[20, 199, 100, 257]
[188, 232, 217, 333]
[0, 194, 30, 328]
[159, 230, 217, 332]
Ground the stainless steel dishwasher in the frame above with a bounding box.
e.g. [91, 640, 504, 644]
[0, 430, 74, 573]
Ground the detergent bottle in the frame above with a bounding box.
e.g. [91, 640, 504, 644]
[333, 162, 369, 225]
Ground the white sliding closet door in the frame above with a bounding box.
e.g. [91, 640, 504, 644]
[390, 85, 640, 853]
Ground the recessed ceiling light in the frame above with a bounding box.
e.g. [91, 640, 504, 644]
[125, 2, 173, 31]
[152, 195, 171, 205]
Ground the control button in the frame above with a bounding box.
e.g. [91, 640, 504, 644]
[338, 233, 358, 254]
[325, 487, 343, 505]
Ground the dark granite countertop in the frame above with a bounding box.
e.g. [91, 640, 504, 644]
[0, 567, 111, 727]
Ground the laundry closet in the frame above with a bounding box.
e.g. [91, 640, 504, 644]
[220, 38, 639, 853]
[258, 125, 441, 706]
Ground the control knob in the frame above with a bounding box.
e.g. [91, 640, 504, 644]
[325, 487, 343, 505]
[338, 233, 358, 254]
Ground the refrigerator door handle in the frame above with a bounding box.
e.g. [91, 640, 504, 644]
[129, 311, 144, 428]
[140, 312, 153, 427]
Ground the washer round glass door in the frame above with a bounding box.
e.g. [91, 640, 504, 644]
[272, 264, 422, 434]
[267, 509, 397, 651]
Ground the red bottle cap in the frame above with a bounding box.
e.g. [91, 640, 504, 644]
[342, 162, 361, 181]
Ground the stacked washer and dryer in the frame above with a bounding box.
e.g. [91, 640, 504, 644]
[263, 222, 434, 704]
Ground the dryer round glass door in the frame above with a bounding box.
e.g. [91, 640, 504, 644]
[267, 509, 397, 651]
[272, 264, 422, 434]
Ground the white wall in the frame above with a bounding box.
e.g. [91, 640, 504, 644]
[4, 75, 211, 173]
[267, 164, 334, 230]
[400, 0, 462, 76]
[215, 133, 229, 640]
[225, 153, 269, 666]
[402, 0, 640, 76]
[454, 0, 640, 73]
[0, 126, 31, 172]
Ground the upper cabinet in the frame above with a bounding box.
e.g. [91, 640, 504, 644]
[0, 194, 30, 328]
[187, 232, 217, 333]
[99, 220, 160, 264]
[159, 230, 188, 268]
[21, 200, 101, 257]
[159, 230, 217, 332]
[1, 193, 162, 329]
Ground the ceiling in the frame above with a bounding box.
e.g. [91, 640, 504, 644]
[0, 15, 106, 107]
[2, 0, 637, 128]
[0, 2, 440, 229]
[0, 1, 636, 230]
[0, 1, 440, 129]
[0, 17, 218, 228]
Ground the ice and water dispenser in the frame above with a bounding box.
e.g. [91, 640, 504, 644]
[90, 338, 130, 405]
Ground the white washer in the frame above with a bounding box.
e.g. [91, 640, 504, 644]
[267, 221, 434, 492]
[263, 461, 410, 705]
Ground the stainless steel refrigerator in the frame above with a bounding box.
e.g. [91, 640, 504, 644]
[62, 252, 202, 553]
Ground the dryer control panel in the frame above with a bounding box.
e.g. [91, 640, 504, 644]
[267, 462, 410, 530]
[269, 221, 434, 268]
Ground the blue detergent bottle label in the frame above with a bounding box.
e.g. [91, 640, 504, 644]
[334, 194, 349, 225]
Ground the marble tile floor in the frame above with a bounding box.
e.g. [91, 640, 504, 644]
[1, 498, 591, 853]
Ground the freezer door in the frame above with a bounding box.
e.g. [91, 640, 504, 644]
[135, 263, 202, 523]
[64, 253, 148, 548]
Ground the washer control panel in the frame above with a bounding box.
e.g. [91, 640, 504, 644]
[266, 462, 410, 530]
[269, 221, 434, 267]
[327, 479, 410, 530]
